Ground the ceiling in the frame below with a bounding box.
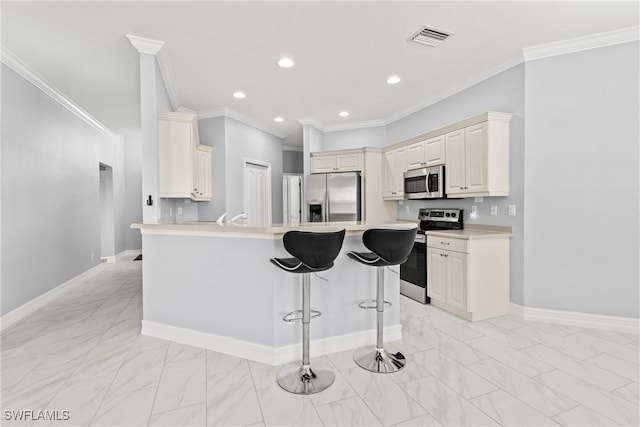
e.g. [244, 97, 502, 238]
[2, 1, 638, 145]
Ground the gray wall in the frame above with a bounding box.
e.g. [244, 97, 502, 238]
[283, 150, 303, 174]
[322, 125, 388, 150]
[303, 125, 324, 175]
[390, 64, 526, 306]
[225, 118, 284, 223]
[197, 116, 284, 223]
[1, 64, 127, 315]
[524, 42, 639, 317]
[198, 116, 226, 220]
[123, 133, 142, 250]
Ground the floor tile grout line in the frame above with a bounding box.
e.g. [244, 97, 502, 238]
[145, 343, 171, 426]
[246, 358, 267, 426]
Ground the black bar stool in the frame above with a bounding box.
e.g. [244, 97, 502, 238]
[270, 229, 345, 394]
[347, 228, 417, 373]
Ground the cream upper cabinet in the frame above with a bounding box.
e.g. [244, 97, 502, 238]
[382, 146, 406, 199]
[311, 152, 362, 173]
[159, 111, 212, 201]
[406, 140, 426, 170]
[426, 234, 510, 321]
[425, 135, 445, 166]
[445, 118, 509, 198]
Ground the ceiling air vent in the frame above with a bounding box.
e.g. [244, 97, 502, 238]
[409, 26, 452, 47]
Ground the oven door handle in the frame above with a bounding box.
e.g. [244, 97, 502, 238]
[425, 171, 431, 195]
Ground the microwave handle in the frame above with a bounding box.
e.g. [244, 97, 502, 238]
[425, 171, 431, 195]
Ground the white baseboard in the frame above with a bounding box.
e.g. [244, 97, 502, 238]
[1, 263, 105, 332]
[510, 303, 639, 334]
[122, 249, 142, 256]
[142, 320, 403, 366]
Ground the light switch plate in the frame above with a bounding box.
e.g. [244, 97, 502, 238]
[491, 205, 498, 216]
[405, 205, 410, 213]
[508, 205, 516, 216]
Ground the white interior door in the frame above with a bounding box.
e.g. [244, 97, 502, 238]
[283, 175, 302, 225]
[244, 161, 271, 225]
[99, 163, 115, 260]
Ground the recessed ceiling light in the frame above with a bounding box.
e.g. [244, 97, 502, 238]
[339, 111, 349, 117]
[274, 117, 284, 122]
[277, 57, 294, 68]
[386, 75, 401, 85]
[233, 91, 246, 99]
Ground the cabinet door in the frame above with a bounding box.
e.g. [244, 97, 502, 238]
[311, 156, 336, 173]
[446, 251, 468, 311]
[382, 150, 395, 197]
[406, 141, 425, 170]
[196, 147, 212, 199]
[445, 129, 465, 195]
[159, 119, 194, 197]
[336, 153, 362, 172]
[425, 135, 445, 166]
[394, 147, 407, 196]
[426, 248, 446, 302]
[465, 122, 488, 193]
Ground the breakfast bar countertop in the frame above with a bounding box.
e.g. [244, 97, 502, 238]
[132, 220, 417, 239]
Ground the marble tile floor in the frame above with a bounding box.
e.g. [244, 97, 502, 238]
[1, 255, 638, 427]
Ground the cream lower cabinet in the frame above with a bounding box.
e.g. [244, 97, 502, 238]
[427, 234, 509, 321]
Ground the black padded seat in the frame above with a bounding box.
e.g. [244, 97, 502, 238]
[347, 227, 417, 374]
[269, 229, 345, 395]
[348, 228, 417, 267]
[271, 229, 345, 274]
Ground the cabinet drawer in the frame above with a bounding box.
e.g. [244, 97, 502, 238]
[427, 236, 467, 253]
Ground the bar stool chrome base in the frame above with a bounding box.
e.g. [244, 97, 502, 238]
[353, 347, 406, 373]
[277, 364, 335, 395]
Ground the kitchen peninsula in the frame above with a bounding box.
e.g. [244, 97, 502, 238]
[132, 221, 417, 365]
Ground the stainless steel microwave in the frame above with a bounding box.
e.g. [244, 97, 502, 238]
[404, 165, 445, 199]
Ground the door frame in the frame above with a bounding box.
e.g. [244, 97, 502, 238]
[243, 158, 272, 225]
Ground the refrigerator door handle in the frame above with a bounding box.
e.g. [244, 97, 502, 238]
[325, 190, 329, 222]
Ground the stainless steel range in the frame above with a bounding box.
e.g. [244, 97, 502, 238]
[400, 208, 463, 303]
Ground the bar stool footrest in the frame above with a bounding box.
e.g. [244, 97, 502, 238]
[283, 309, 321, 323]
[358, 299, 392, 310]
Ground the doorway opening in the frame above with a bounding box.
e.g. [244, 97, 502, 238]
[244, 159, 272, 225]
[99, 163, 115, 262]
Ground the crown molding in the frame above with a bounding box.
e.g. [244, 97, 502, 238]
[282, 145, 303, 152]
[197, 107, 286, 139]
[126, 34, 165, 55]
[1, 47, 116, 136]
[156, 48, 180, 110]
[324, 119, 387, 133]
[297, 117, 325, 131]
[176, 106, 197, 114]
[523, 26, 640, 62]
[385, 55, 523, 125]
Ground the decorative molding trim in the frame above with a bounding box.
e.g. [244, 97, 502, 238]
[324, 119, 387, 133]
[1, 47, 116, 137]
[197, 107, 286, 139]
[176, 106, 197, 114]
[1, 263, 105, 331]
[385, 55, 523, 126]
[282, 145, 303, 152]
[297, 117, 325, 131]
[523, 26, 640, 62]
[156, 48, 180, 110]
[126, 34, 165, 55]
[142, 320, 402, 365]
[510, 303, 639, 333]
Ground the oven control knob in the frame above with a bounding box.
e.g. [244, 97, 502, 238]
[451, 212, 457, 218]
[445, 213, 451, 217]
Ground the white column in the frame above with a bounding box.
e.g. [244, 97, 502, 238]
[126, 35, 165, 223]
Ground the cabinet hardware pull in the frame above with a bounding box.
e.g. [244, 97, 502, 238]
[444, 254, 449, 257]
[441, 241, 450, 245]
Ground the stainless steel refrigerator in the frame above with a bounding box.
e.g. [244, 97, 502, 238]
[305, 172, 361, 223]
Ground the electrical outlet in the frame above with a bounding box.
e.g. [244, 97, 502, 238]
[405, 205, 410, 213]
[169, 207, 173, 216]
[509, 205, 516, 216]
[471, 205, 477, 214]
[177, 207, 183, 215]
[491, 205, 498, 216]
[91, 252, 95, 261]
